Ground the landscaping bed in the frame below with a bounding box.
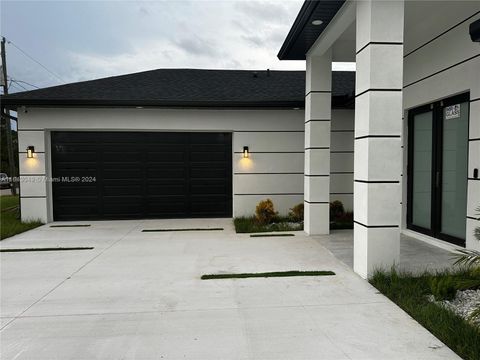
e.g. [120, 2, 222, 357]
[233, 199, 353, 233]
[1, 195, 43, 240]
[234, 216, 303, 233]
[370, 269, 480, 360]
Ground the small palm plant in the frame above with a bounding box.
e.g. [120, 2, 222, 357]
[452, 206, 480, 322]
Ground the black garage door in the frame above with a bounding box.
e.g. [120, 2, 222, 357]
[51, 132, 232, 221]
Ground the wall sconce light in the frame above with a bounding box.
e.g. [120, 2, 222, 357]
[243, 146, 249, 158]
[26, 146, 35, 158]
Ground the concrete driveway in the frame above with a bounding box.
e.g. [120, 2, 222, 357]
[1, 219, 459, 360]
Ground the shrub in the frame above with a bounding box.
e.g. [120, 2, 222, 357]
[329, 200, 345, 221]
[288, 203, 304, 222]
[255, 199, 277, 225]
[430, 276, 457, 301]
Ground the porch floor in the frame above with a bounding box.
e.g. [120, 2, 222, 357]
[314, 230, 457, 274]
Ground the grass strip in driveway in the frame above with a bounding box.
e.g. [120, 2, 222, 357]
[201, 270, 335, 280]
[50, 224, 91, 228]
[1, 247, 94, 252]
[142, 228, 224, 232]
[250, 233, 295, 237]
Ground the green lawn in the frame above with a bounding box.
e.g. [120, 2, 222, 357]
[370, 269, 480, 360]
[1, 196, 43, 240]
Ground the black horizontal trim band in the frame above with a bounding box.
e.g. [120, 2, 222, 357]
[18, 129, 43, 132]
[305, 174, 329, 177]
[355, 135, 401, 140]
[355, 180, 400, 184]
[354, 221, 399, 228]
[234, 130, 304, 133]
[304, 200, 329, 204]
[467, 216, 480, 221]
[305, 119, 330, 124]
[233, 151, 304, 154]
[19, 151, 45, 154]
[404, 11, 480, 58]
[331, 172, 353, 174]
[330, 192, 353, 195]
[20, 196, 47, 199]
[469, 138, 480, 142]
[1, 98, 307, 109]
[355, 88, 402, 98]
[235, 172, 303, 175]
[468, 178, 480, 181]
[404, 54, 480, 89]
[471, 98, 480, 103]
[331, 151, 354, 154]
[235, 193, 303, 196]
[332, 130, 354, 133]
[305, 147, 329, 150]
[19, 173, 46, 177]
[305, 90, 332, 97]
[356, 41, 403, 55]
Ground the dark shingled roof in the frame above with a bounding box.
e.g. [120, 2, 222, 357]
[1, 68, 354, 109]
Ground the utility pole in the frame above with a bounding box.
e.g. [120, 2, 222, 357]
[1, 36, 17, 195]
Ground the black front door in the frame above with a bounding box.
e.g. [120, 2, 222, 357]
[51, 131, 232, 221]
[407, 93, 469, 246]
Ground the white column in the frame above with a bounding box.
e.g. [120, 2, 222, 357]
[304, 50, 332, 235]
[353, 0, 404, 278]
[18, 129, 48, 223]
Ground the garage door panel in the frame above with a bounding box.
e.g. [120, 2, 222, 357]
[103, 168, 143, 180]
[147, 184, 187, 196]
[190, 167, 228, 178]
[103, 151, 143, 162]
[54, 185, 97, 197]
[53, 152, 98, 162]
[52, 131, 232, 220]
[147, 168, 186, 179]
[103, 185, 142, 196]
[146, 153, 186, 163]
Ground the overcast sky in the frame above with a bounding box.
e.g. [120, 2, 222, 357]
[1, 0, 353, 93]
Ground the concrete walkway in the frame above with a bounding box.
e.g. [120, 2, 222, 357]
[314, 229, 457, 274]
[1, 219, 459, 359]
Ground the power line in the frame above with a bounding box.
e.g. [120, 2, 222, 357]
[9, 81, 28, 91]
[8, 77, 40, 89]
[1, 36, 64, 83]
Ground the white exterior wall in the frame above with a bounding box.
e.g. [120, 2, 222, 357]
[18, 107, 354, 223]
[402, 7, 480, 250]
[331, 109, 354, 211]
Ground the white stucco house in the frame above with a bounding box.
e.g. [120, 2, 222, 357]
[1, 0, 479, 279]
[276, 0, 479, 278]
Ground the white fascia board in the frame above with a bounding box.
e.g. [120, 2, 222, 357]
[307, 0, 356, 59]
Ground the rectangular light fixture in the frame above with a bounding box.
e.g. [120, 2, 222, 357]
[243, 146, 249, 158]
[26, 146, 35, 158]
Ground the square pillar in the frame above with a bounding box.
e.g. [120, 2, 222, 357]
[354, 0, 404, 278]
[18, 129, 48, 223]
[304, 50, 332, 235]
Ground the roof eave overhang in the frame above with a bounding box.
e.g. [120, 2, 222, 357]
[277, 1, 320, 60]
[0, 98, 306, 111]
[278, 0, 349, 61]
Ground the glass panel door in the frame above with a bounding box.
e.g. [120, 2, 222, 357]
[440, 102, 469, 239]
[411, 111, 433, 230]
[408, 93, 469, 247]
